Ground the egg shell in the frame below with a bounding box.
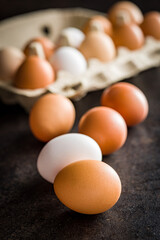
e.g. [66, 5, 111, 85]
[83, 15, 112, 36]
[101, 82, 149, 126]
[29, 93, 75, 142]
[78, 106, 127, 155]
[24, 37, 55, 59]
[49, 46, 87, 75]
[54, 160, 121, 214]
[14, 55, 55, 89]
[108, 1, 143, 26]
[112, 24, 144, 50]
[57, 27, 85, 48]
[140, 11, 160, 40]
[79, 31, 116, 62]
[0, 47, 25, 81]
[37, 133, 102, 183]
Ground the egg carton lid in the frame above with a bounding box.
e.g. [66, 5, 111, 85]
[0, 8, 160, 111]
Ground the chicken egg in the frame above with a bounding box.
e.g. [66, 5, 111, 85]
[140, 11, 160, 40]
[29, 93, 75, 142]
[0, 47, 25, 81]
[83, 15, 112, 36]
[24, 37, 55, 59]
[112, 24, 144, 50]
[78, 106, 127, 155]
[54, 160, 121, 214]
[79, 31, 116, 62]
[49, 46, 87, 75]
[108, 1, 143, 26]
[57, 27, 85, 48]
[101, 82, 149, 126]
[37, 133, 102, 183]
[13, 55, 55, 89]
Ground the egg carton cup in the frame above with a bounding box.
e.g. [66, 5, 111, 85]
[0, 8, 160, 111]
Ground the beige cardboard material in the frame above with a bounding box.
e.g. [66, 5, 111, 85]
[0, 8, 160, 111]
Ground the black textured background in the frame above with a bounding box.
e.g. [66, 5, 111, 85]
[0, 1, 160, 240]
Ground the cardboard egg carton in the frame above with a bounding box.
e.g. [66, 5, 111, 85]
[0, 8, 160, 111]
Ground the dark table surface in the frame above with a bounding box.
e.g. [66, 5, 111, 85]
[0, 1, 160, 240]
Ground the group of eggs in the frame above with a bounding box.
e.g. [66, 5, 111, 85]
[0, 1, 152, 214]
[0, 1, 160, 87]
[31, 81, 148, 215]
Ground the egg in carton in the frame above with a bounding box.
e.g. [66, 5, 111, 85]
[0, 7, 160, 111]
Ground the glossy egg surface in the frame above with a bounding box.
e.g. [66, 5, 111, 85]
[79, 106, 127, 155]
[101, 82, 149, 126]
[37, 133, 102, 183]
[54, 160, 121, 214]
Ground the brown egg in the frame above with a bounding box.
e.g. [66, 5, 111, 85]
[101, 82, 149, 126]
[78, 106, 127, 155]
[108, 1, 143, 26]
[79, 31, 116, 62]
[112, 24, 144, 50]
[140, 11, 160, 40]
[83, 15, 112, 36]
[54, 160, 121, 214]
[29, 93, 75, 142]
[24, 37, 55, 59]
[13, 55, 55, 89]
[0, 47, 25, 81]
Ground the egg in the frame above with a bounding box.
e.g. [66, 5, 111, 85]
[49, 46, 87, 75]
[112, 24, 144, 50]
[37, 133, 102, 183]
[140, 11, 160, 40]
[29, 93, 75, 142]
[78, 106, 127, 155]
[108, 1, 143, 26]
[23, 41, 46, 59]
[79, 31, 116, 62]
[57, 27, 85, 48]
[13, 55, 55, 89]
[83, 15, 112, 36]
[54, 160, 121, 214]
[24, 37, 55, 59]
[101, 82, 149, 126]
[0, 47, 25, 81]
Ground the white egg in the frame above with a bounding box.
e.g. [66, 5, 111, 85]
[57, 27, 85, 48]
[37, 133, 102, 183]
[49, 46, 87, 75]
